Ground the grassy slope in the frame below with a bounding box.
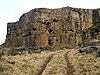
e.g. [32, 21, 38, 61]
[0, 49, 100, 75]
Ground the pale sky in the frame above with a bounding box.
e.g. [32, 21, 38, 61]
[0, 0, 100, 45]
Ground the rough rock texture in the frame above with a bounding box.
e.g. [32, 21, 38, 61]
[5, 7, 100, 50]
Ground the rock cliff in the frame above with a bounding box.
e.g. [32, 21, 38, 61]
[5, 7, 100, 50]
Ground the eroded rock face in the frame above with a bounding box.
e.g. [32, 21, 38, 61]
[5, 7, 100, 49]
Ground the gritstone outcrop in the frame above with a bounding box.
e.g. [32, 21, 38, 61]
[5, 7, 100, 50]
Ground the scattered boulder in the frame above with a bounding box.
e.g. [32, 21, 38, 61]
[79, 46, 100, 58]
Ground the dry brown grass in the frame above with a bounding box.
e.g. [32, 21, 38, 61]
[42, 50, 68, 75]
[0, 49, 100, 75]
[66, 49, 100, 75]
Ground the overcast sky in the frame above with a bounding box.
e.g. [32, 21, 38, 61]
[0, 0, 100, 45]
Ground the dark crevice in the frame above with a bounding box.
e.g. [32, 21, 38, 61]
[33, 28, 36, 30]
[48, 39, 52, 46]
[46, 21, 50, 25]
[52, 19, 58, 22]
[48, 29, 53, 33]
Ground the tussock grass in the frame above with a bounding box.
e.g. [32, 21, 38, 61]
[0, 49, 100, 75]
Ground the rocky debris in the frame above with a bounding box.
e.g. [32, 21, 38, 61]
[79, 46, 100, 54]
[4, 7, 100, 50]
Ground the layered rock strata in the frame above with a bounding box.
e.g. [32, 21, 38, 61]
[5, 7, 100, 50]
